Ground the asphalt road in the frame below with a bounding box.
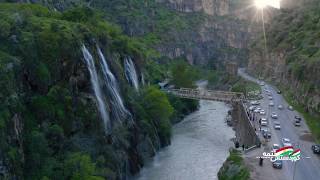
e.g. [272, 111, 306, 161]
[238, 68, 320, 180]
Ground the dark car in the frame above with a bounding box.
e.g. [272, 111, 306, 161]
[277, 90, 282, 94]
[295, 116, 302, 121]
[312, 145, 320, 154]
[272, 160, 283, 169]
[294, 120, 301, 126]
[262, 130, 271, 139]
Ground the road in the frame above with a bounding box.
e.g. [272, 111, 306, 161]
[238, 68, 320, 180]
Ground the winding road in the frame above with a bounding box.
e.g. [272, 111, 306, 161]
[238, 68, 320, 180]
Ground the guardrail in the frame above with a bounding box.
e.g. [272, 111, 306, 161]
[166, 88, 245, 102]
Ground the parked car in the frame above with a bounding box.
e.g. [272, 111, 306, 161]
[261, 120, 268, 126]
[312, 145, 320, 154]
[288, 106, 294, 111]
[269, 102, 275, 106]
[278, 105, 283, 110]
[294, 120, 301, 127]
[272, 144, 280, 153]
[251, 101, 260, 105]
[271, 112, 278, 119]
[277, 90, 282, 94]
[263, 130, 271, 139]
[272, 160, 283, 169]
[274, 121, 281, 130]
[268, 96, 273, 100]
[295, 116, 302, 121]
[260, 110, 266, 115]
[282, 138, 292, 147]
[249, 106, 256, 111]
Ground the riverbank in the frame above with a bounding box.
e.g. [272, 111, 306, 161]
[133, 100, 235, 180]
[218, 149, 250, 180]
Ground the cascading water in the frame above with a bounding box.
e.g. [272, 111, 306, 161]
[97, 46, 131, 123]
[81, 45, 110, 132]
[141, 73, 145, 86]
[124, 57, 139, 91]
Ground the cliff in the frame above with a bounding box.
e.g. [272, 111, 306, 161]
[6, 0, 259, 67]
[0, 4, 199, 179]
[157, 0, 229, 16]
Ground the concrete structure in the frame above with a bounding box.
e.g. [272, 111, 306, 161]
[166, 88, 261, 148]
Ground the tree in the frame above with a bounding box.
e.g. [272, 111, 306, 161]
[64, 152, 104, 180]
[170, 60, 196, 88]
[141, 87, 174, 145]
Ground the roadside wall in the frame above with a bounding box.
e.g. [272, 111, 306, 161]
[232, 102, 260, 148]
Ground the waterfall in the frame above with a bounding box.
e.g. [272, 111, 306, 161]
[124, 57, 139, 91]
[141, 73, 145, 86]
[97, 46, 131, 122]
[81, 45, 110, 132]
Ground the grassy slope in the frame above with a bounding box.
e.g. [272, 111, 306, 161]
[218, 149, 250, 180]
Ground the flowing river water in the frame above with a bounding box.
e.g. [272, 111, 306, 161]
[134, 99, 235, 180]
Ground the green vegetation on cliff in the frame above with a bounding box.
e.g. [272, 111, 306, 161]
[0, 3, 199, 179]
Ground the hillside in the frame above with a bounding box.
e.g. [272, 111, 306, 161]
[0, 4, 200, 179]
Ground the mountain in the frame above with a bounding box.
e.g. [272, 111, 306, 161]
[0, 4, 201, 179]
[0, 0, 264, 179]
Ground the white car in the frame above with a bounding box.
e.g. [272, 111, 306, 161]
[282, 138, 292, 147]
[261, 118, 268, 126]
[261, 120, 268, 126]
[272, 144, 280, 153]
[269, 102, 274, 106]
[254, 107, 262, 113]
[288, 106, 294, 111]
[271, 112, 278, 119]
[249, 106, 256, 111]
[278, 105, 283, 110]
[251, 101, 260, 105]
[274, 121, 281, 130]
[260, 110, 266, 115]
[268, 96, 273, 100]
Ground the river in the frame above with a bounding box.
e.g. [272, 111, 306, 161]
[134, 100, 235, 180]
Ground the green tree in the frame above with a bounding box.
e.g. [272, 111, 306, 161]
[64, 152, 104, 180]
[0, 19, 11, 38]
[142, 86, 174, 144]
[170, 60, 196, 88]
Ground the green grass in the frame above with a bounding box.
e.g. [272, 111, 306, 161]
[218, 149, 250, 180]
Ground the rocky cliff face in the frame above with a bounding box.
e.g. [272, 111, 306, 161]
[157, 0, 229, 16]
[153, 0, 259, 66]
[1, 0, 259, 67]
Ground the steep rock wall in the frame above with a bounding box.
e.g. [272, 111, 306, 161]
[157, 0, 229, 16]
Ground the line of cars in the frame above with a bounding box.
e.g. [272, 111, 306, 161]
[254, 86, 296, 169]
[257, 81, 320, 170]
[270, 138, 294, 169]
